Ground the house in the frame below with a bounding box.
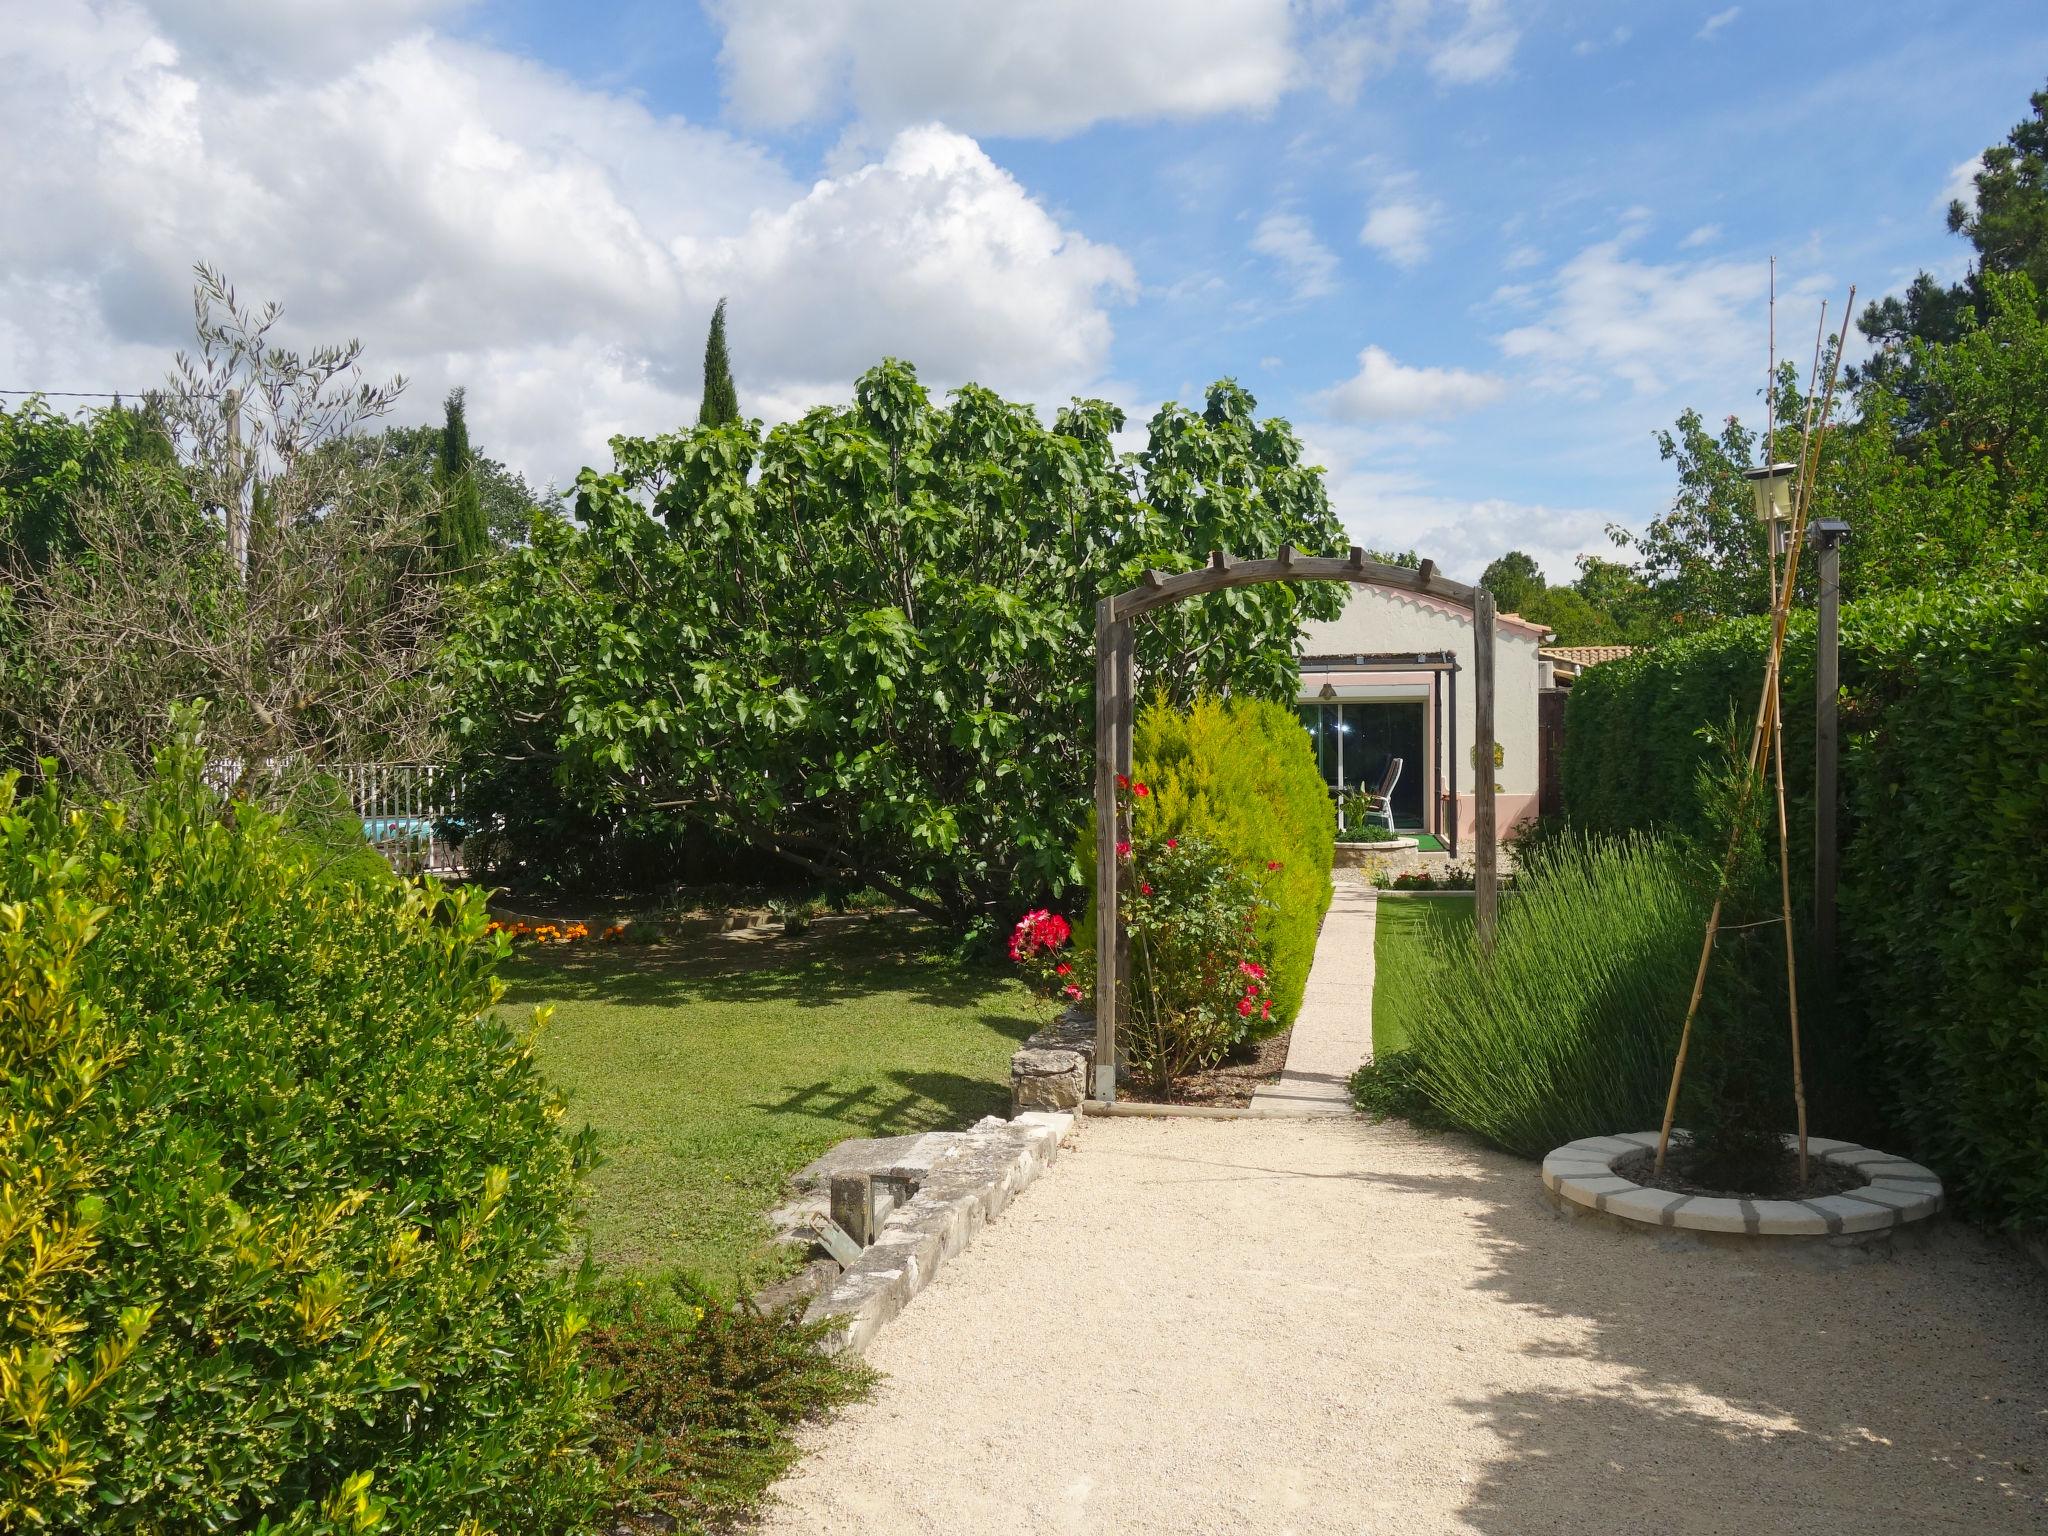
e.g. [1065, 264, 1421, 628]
[1539, 644, 1635, 689]
[1295, 582, 1550, 854]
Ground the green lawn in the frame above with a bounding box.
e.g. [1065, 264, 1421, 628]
[500, 915, 1045, 1284]
[1371, 896, 1473, 1056]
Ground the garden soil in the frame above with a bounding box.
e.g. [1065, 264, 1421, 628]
[757, 1115, 2048, 1535]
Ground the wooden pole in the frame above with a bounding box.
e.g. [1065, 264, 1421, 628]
[1813, 529, 1843, 983]
[1091, 597, 1120, 1102]
[1766, 540, 1810, 1184]
[1113, 619, 1134, 1046]
[1472, 587, 1498, 950]
[224, 387, 246, 582]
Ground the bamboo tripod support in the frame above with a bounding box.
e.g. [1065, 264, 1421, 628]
[1654, 284, 1854, 1178]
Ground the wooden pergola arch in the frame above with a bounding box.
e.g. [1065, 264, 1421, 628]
[1090, 544, 1501, 1102]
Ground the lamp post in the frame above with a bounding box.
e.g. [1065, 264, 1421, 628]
[1809, 517, 1850, 985]
[1745, 460, 1799, 560]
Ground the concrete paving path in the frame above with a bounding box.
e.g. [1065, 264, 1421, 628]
[757, 1116, 2048, 1535]
[1247, 882, 1376, 1116]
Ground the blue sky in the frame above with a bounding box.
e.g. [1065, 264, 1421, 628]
[4, 0, 2044, 578]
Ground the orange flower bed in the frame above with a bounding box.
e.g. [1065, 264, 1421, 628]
[485, 918, 592, 946]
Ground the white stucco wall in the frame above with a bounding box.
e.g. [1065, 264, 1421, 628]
[1297, 584, 1547, 834]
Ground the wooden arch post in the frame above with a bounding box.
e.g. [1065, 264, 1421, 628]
[1090, 546, 1499, 1102]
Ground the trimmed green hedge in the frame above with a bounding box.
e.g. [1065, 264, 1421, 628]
[1561, 575, 2048, 1230]
[1085, 696, 1334, 1034]
[0, 743, 606, 1531]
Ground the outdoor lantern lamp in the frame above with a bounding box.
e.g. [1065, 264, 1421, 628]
[1318, 681, 1337, 700]
[1745, 461, 1800, 557]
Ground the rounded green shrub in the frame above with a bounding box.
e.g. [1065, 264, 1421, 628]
[1118, 695, 1334, 1034]
[0, 742, 606, 1533]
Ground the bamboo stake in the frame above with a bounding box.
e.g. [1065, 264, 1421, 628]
[1656, 285, 1854, 1175]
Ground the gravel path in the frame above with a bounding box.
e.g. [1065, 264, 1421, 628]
[758, 1115, 2048, 1535]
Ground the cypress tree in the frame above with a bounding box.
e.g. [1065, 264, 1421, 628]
[697, 298, 740, 427]
[433, 387, 488, 574]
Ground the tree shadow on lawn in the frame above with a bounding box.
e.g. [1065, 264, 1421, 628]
[498, 915, 1037, 1017]
[1362, 1133, 2048, 1535]
[750, 1065, 1018, 1139]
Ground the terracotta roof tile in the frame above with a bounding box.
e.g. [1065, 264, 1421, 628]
[1540, 645, 1635, 666]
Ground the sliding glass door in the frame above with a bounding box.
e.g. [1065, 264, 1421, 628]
[1296, 700, 1427, 826]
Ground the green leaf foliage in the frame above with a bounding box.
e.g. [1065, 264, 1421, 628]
[446, 361, 1346, 925]
[1114, 695, 1335, 1033]
[0, 395, 176, 577]
[1561, 574, 2048, 1227]
[0, 738, 607, 1532]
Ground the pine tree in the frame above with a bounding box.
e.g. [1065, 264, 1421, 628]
[697, 298, 740, 427]
[433, 387, 488, 575]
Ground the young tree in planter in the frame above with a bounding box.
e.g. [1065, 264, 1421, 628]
[447, 363, 1346, 925]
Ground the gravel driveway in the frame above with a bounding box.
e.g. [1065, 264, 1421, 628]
[758, 1115, 2048, 1535]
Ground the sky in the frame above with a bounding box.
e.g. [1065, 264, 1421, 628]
[3, 1, 2044, 581]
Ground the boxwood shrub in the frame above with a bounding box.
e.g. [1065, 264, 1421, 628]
[1088, 695, 1333, 1033]
[0, 741, 607, 1532]
[1560, 574, 2048, 1230]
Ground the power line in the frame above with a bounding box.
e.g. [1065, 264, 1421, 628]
[0, 387, 153, 398]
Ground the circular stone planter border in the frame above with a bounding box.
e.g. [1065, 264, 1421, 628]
[1542, 1131, 1943, 1237]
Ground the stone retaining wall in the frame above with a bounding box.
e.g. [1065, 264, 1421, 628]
[1009, 1005, 1096, 1114]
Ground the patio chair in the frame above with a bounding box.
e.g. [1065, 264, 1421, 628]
[1365, 757, 1402, 832]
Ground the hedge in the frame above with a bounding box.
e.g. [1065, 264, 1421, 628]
[1085, 695, 1333, 1034]
[0, 739, 606, 1532]
[1560, 575, 2048, 1230]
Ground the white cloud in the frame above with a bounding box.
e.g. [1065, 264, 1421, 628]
[708, 0, 1298, 139]
[1940, 154, 1984, 214]
[1251, 211, 1340, 299]
[1574, 25, 1631, 56]
[1315, 345, 1505, 420]
[0, 3, 1134, 486]
[1696, 7, 1740, 42]
[1429, 0, 1519, 84]
[139, 0, 463, 78]
[1496, 231, 1816, 398]
[1361, 200, 1434, 269]
[1680, 223, 1722, 249]
[711, 0, 1523, 139]
[1301, 429, 1617, 582]
[1503, 243, 1544, 270]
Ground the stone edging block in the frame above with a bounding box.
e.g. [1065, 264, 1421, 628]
[1543, 1132, 1943, 1239]
[803, 1110, 1078, 1354]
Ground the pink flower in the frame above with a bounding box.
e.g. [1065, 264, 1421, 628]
[1165, 838, 1178, 849]
[1055, 961, 1071, 976]
[1116, 773, 1130, 790]
[1134, 782, 1151, 797]
[1238, 960, 1268, 980]
[1140, 883, 1153, 895]
[1063, 983, 1083, 1000]
[1266, 860, 1282, 871]
[1237, 997, 1253, 1017]
[1116, 840, 1131, 859]
[1261, 1000, 1272, 1020]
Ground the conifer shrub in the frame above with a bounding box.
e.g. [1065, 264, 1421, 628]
[0, 738, 606, 1532]
[1113, 695, 1334, 1033]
